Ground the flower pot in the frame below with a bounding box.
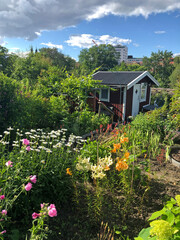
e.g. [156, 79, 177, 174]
[169, 145, 180, 168]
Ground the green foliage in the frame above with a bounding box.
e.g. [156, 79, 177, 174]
[131, 107, 167, 138]
[135, 195, 180, 240]
[11, 52, 50, 86]
[0, 73, 19, 133]
[63, 110, 110, 136]
[169, 63, 180, 88]
[143, 50, 174, 87]
[169, 81, 180, 128]
[39, 47, 76, 71]
[111, 62, 147, 72]
[79, 44, 118, 74]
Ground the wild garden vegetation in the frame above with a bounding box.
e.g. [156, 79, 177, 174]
[0, 44, 180, 239]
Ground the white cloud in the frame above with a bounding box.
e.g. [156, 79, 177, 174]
[156, 45, 164, 48]
[41, 42, 63, 50]
[66, 34, 132, 48]
[0, 0, 180, 40]
[133, 43, 140, 47]
[154, 30, 166, 34]
[0, 36, 8, 46]
[173, 53, 180, 57]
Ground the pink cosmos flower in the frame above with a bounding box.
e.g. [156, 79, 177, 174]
[1, 210, 7, 215]
[0, 230, 6, 234]
[32, 212, 40, 219]
[0, 195, 5, 200]
[48, 204, 57, 217]
[30, 175, 37, 184]
[5, 161, 13, 167]
[25, 182, 32, 191]
[26, 146, 31, 151]
[22, 139, 30, 145]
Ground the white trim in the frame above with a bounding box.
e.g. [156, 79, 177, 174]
[99, 88, 110, 102]
[127, 71, 159, 90]
[122, 87, 127, 121]
[149, 87, 151, 105]
[140, 82, 147, 102]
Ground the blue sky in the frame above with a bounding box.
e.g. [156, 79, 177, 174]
[0, 0, 180, 61]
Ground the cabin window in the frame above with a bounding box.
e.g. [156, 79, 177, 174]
[140, 83, 147, 102]
[100, 88, 110, 102]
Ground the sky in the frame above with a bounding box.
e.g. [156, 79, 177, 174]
[0, 0, 180, 61]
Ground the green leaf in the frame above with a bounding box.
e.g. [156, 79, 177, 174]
[149, 209, 165, 221]
[138, 227, 152, 239]
[165, 210, 175, 225]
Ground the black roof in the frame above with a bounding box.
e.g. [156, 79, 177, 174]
[92, 71, 144, 85]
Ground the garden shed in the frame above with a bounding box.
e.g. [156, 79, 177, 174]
[88, 71, 159, 121]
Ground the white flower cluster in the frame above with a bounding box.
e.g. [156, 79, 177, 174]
[91, 156, 113, 179]
[76, 156, 92, 172]
[0, 127, 85, 154]
[76, 155, 113, 179]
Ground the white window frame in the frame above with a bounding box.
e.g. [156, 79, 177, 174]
[99, 88, 110, 102]
[140, 83, 147, 102]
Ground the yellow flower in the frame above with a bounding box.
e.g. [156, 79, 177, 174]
[66, 168, 72, 176]
[175, 195, 180, 206]
[150, 220, 173, 240]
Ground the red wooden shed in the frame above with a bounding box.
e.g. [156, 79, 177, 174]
[88, 71, 159, 121]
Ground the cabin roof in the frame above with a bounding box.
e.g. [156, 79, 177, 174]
[92, 71, 159, 89]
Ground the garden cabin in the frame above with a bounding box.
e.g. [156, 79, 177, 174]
[88, 71, 159, 122]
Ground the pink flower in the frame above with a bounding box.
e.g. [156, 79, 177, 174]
[25, 182, 32, 191]
[0, 230, 6, 234]
[30, 175, 37, 184]
[26, 146, 31, 151]
[1, 210, 7, 215]
[5, 161, 13, 167]
[0, 195, 5, 200]
[40, 203, 45, 209]
[48, 204, 56, 210]
[32, 212, 40, 219]
[22, 139, 30, 145]
[48, 204, 57, 217]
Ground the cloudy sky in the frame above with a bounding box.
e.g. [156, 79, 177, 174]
[0, 0, 180, 60]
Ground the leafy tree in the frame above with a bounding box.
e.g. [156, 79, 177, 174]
[143, 50, 174, 87]
[174, 56, 180, 66]
[39, 47, 76, 71]
[78, 44, 119, 74]
[111, 62, 146, 71]
[35, 66, 67, 97]
[0, 73, 18, 133]
[0, 46, 9, 72]
[11, 52, 51, 87]
[169, 63, 180, 88]
[0, 46, 18, 76]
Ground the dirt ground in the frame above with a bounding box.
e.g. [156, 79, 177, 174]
[149, 157, 180, 197]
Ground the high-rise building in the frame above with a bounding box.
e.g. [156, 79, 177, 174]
[114, 45, 128, 64]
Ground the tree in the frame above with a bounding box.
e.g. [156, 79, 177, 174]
[169, 63, 180, 88]
[111, 62, 146, 71]
[143, 50, 174, 87]
[39, 47, 76, 71]
[78, 44, 119, 74]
